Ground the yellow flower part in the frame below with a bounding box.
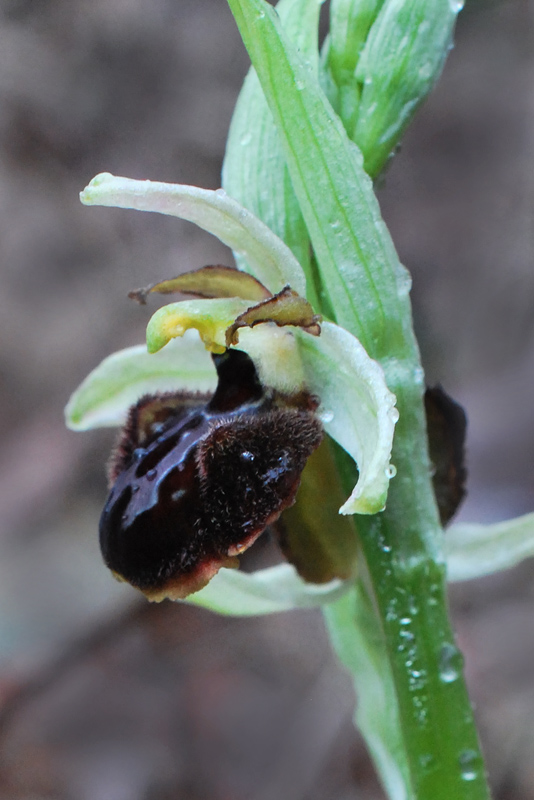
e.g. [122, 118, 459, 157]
[146, 297, 251, 354]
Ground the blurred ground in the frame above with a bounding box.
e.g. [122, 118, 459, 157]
[0, 0, 532, 798]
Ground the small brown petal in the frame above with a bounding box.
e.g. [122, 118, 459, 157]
[128, 264, 271, 304]
[225, 286, 321, 347]
[425, 385, 468, 526]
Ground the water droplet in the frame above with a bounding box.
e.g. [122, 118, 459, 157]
[449, 0, 464, 12]
[386, 464, 397, 479]
[295, 79, 305, 91]
[458, 749, 480, 781]
[131, 485, 140, 494]
[240, 450, 255, 462]
[389, 407, 400, 424]
[171, 488, 186, 503]
[240, 133, 252, 146]
[133, 448, 146, 462]
[419, 752, 434, 770]
[400, 617, 411, 626]
[396, 269, 412, 297]
[418, 62, 433, 80]
[410, 669, 424, 678]
[319, 408, 334, 423]
[413, 366, 424, 385]
[439, 642, 463, 683]
[215, 188, 227, 198]
[146, 469, 158, 482]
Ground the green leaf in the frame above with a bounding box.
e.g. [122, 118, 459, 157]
[185, 563, 351, 616]
[65, 332, 216, 430]
[80, 173, 307, 296]
[321, 0, 385, 136]
[226, 0, 409, 362]
[353, 0, 459, 177]
[446, 512, 534, 582]
[223, 0, 322, 306]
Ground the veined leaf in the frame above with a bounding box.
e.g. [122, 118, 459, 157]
[226, 0, 409, 363]
[354, 0, 459, 177]
[223, 0, 322, 305]
[321, 0, 385, 137]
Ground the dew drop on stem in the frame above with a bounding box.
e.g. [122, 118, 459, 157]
[458, 749, 481, 782]
[439, 642, 463, 683]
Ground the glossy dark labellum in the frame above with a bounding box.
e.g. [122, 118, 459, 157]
[99, 349, 323, 601]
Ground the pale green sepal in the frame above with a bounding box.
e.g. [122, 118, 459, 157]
[446, 512, 534, 583]
[65, 331, 216, 431]
[80, 173, 307, 297]
[296, 321, 398, 515]
[185, 563, 351, 616]
[240, 321, 397, 514]
[223, 0, 322, 305]
[354, 0, 459, 177]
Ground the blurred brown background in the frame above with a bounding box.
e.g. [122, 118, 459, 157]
[0, 0, 532, 797]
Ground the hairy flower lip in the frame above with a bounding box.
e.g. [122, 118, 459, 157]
[98, 349, 323, 600]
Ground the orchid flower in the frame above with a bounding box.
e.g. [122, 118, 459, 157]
[65, 172, 398, 609]
[62, 0, 534, 797]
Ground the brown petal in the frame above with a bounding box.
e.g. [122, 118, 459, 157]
[425, 385, 468, 526]
[128, 264, 271, 304]
[225, 286, 321, 347]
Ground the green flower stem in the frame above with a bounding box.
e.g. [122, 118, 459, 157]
[343, 387, 488, 799]
[328, 333, 489, 800]
[226, 1, 490, 797]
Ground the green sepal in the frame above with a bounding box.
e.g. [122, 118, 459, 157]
[186, 563, 351, 615]
[447, 512, 534, 582]
[65, 332, 216, 430]
[81, 173, 307, 296]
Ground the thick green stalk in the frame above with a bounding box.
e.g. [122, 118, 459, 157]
[226, 1, 490, 796]
[328, 375, 488, 799]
